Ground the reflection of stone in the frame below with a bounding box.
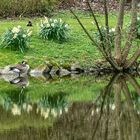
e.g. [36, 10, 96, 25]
[0, 65, 29, 82]
[71, 62, 84, 74]
[10, 77, 29, 88]
[1, 66, 18, 75]
[0, 66, 19, 82]
[9, 61, 30, 76]
[49, 66, 59, 77]
[59, 68, 71, 77]
[29, 69, 43, 77]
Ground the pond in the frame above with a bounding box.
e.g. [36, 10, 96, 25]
[0, 73, 140, 140]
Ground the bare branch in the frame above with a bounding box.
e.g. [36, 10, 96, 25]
[70, 9, 107, 58]
[122, 79, 139, 120]
[103, 0, 111, 55]
[70, 9, 98, 46]
[125, 48, 140, 68]
[126, 74, 140, 96]
[86, 1, 104, 42]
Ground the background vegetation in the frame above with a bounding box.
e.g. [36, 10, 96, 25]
[0, 0, 60, 18]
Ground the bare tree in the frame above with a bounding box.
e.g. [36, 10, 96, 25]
[70, 0, 139, 72]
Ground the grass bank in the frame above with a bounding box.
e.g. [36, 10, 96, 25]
[0, 10, 132, 69]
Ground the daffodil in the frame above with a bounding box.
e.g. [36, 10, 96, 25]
[23, 34, 26, 38]
[27, 104, 32, 113]
[51, 109, 57, 117]
[44, 16, 49, 23]
[111, 104, 115, 110]
[12, 27, 20, 33]
[46, 23, 50, 28]
[111, 28, 115, 32]
[64, 107, 69, 113]
[17, 25, 21, 29]
[51, 23, 55, 27]
[13, 33, 18, 39]
[59, 109, 63, 115]
[27, 31, 32, 36]
[54, 19, 58, 23]
[65, 24, 69, 29]
[91, 110, 94, 116]
[59, 18, 62, 23]
[11, 104, 21, 116]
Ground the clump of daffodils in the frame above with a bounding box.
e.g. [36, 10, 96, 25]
[1, 26, 32, 53]
[39, 17, 69, 42]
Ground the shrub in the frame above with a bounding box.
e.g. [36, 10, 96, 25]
[39, 17, 69, 42]
[0, 0, 60, 18]
[1, 26, 32, 53]
[94, 27, 115, 48]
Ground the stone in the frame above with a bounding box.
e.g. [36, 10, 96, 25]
[29, 69, 43, 77]
[71, 62, 84, 73]
[49, 66, 60, 77]
[59, 68, 71, 77]
[0, 73, 18, 82]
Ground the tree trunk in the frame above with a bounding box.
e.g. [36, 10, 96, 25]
[114, 0, 125, 65]
[121, 0, 138, 65]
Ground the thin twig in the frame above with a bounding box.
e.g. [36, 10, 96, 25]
[103, 0, 111, 55]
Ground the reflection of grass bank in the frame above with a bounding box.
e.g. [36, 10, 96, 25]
[0, 74, 139, 103]
[0, 75, 107, 103]
[0, 11, 132, 69]
[0, 74, 108, 129]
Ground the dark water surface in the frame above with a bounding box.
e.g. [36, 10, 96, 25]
[0, 73, 140, 140]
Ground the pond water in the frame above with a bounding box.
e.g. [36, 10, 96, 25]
[0, 73, 140, 140]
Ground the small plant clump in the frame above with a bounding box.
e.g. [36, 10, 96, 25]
[1, 26, 32, 53]
[94, 26, 115, 48]
[39, 17, 69, 42]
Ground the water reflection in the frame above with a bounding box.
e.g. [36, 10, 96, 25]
[0, 73, 139, 140]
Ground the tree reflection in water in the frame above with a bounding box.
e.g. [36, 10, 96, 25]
[48, 74, 140, 140]
[0, 74, 139, 140]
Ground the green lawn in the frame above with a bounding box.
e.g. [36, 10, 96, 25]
[0, 10, 132, 69]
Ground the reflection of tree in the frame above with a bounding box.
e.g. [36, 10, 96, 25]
[45, 74, 140, 140]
